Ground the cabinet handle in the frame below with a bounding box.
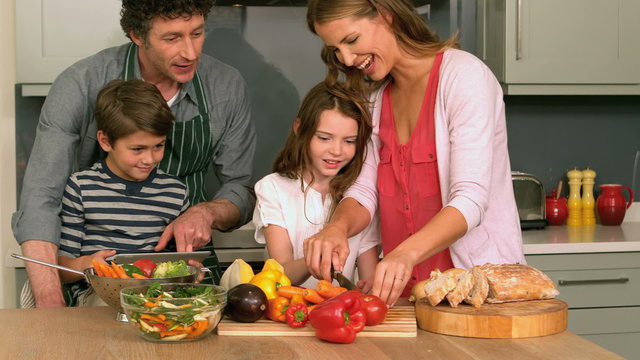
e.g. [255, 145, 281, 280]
[516, 0, 523, 60]
[558, 278, 629, 286]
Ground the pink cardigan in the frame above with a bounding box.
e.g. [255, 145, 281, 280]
[344, 49, 525, 269]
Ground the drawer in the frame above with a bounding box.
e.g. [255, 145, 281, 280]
[545, 268, 640, 308]
[526, 253, 640, 308]
[568, 307, 640, 334]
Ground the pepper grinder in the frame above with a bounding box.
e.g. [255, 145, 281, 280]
[581, 168, 597, 225]
[567, 168, 583, 226]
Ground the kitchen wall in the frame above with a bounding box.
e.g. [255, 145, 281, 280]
[1, 0, 18, 309]
[506, 96, 640, 199]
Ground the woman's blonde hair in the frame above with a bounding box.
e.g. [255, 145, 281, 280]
[307, 0, 458, 94]
[273, 82, 372, 218]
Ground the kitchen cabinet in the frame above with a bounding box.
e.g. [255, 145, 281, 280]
[15, 0, 127, 95]
[476, 0, 640, 95]
[525, 252, 640, 360]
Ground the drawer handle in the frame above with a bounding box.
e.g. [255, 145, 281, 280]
[558, 278, 629, 286]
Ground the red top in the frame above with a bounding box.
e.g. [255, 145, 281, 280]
[376, 53, 454, 296]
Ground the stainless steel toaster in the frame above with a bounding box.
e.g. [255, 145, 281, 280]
[512, 171, 546, 229]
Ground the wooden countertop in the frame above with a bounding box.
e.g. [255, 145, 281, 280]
[2, 306, 623, 359]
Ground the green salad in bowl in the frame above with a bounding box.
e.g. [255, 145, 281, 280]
[120, 282, 227, 342]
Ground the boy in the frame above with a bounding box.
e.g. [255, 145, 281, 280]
[57, 79, 189, 305]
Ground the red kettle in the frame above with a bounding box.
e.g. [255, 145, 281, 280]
[596, 184, 634, 225]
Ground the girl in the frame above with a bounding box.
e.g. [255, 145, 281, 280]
[304, 0, 525, 305]
[252, 82, 379, 290]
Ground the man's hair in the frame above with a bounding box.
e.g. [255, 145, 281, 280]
[94, 79, 174, 143]
[120, 0, 215, 41]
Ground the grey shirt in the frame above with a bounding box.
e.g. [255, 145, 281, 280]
[12, 43, 256, 245]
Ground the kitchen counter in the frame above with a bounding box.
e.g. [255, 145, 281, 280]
[1, 306, 622, 360]
[522, 222, 640, 254]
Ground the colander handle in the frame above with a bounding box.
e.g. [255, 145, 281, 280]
[11, 253, 85, 275]
[200, 267, 214, 283]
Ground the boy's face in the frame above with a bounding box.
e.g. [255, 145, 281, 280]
[98, 130, 166, 182]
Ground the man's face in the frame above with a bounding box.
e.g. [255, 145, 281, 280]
[132, 14, 206, 84]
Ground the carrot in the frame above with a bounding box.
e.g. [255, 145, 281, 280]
[277, 286, 306, 299]
[302, 288, 325, 304]
[110, 261, 129, 279]
[316, 279, 348, 299]
[132, 273, 148, 279]
[140, 314, 166, 323]
[92, 260, 105, 276]
[100, 263, 117, 278]
[307, 305, 317, 313]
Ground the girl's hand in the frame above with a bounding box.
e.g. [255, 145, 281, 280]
[356, 279, 373, 294]
[81, 250, 116, 271]
[303, 223, 350, 281]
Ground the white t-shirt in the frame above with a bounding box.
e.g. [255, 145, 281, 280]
[253, 173, 380, 289]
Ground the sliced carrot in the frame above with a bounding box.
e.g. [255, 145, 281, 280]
[110, 261, 129, 279]
[277, 285, 306, 299]
[187, 320, 209, 338]
[91, 260, 105, 276]
[302, 288, 325, 304]
[132, 273, 148, 279]
[101, 264, 117, 278]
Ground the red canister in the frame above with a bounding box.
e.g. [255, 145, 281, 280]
[596, 184, 634, 225]
[546, 196, 568, 226]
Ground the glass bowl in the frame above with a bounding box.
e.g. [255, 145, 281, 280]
[120, 283, 227, 342]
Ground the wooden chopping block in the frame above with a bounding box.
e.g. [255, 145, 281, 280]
[415, 298, 568, 338]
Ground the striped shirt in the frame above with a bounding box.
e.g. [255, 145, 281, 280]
[58, 161, 190, 257]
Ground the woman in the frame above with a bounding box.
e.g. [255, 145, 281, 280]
[303, 0, 525, 305]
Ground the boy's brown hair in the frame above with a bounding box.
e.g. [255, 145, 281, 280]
[94, 79, 174, 143]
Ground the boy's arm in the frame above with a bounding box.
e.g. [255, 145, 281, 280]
[58, 250, 116, 283]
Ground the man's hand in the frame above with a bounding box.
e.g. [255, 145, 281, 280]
[21, 241, 66, 308]
[156, 199, 240, 253]
[303, 223, 350, 281]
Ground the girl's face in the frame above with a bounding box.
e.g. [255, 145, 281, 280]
[98, 130, 166, 182]
[307, 109, 358, 184]
[314, 13, 397, 81]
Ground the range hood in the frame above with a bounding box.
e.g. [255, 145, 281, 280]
[216, 0, 433, 7]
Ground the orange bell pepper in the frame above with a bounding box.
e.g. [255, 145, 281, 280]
[265, 296, 290, 322]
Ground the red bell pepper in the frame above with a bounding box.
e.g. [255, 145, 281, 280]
[285, 303, 308, 328]
[308, 290, 366, 344]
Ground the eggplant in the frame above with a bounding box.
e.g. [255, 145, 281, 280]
[224, 283, 268, 323]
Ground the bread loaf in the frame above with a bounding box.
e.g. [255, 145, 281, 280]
[423, 268, 462, 306]
[464, 266, 489, 308]
[446, 270, 474, 308]
[480, 263, 559, 303]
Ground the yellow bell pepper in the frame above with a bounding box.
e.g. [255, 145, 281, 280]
[249, 269, 291, 300]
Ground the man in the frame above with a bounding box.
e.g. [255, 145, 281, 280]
[12, 0, 256, 307]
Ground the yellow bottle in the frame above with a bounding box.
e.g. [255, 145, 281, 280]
[566, 168, 583, 226]
[581, 168, 597, 226]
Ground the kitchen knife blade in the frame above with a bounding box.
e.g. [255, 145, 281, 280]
[332, 270, 361, 291]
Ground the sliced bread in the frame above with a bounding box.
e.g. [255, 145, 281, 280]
[464, 266, 489, 308]
[446, 270, 474, 307]
[424, 268, 464, 306]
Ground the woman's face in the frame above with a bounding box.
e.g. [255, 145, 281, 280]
[314, 13, 397, 81]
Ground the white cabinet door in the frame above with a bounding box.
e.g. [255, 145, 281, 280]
[16, 0, 128, 84]
[477, 0, 640, 94]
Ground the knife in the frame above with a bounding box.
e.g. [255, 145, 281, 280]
[332, 270, 361, 291]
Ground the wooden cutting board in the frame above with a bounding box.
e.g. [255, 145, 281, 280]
[217, 306, 417, 337]
[415, 298, 568, 338]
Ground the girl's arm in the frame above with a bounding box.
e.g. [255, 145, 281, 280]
[58, 249, 116, 283]
[355, 246, 380, 294]
[263, 224, 311, 285]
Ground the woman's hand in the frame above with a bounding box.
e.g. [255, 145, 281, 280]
[303, 223, 351, 281]
[370, 251, 414, 306]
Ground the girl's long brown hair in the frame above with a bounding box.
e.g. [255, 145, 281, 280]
[307, 0, 459, 95]
[273, 82, 372, 217]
